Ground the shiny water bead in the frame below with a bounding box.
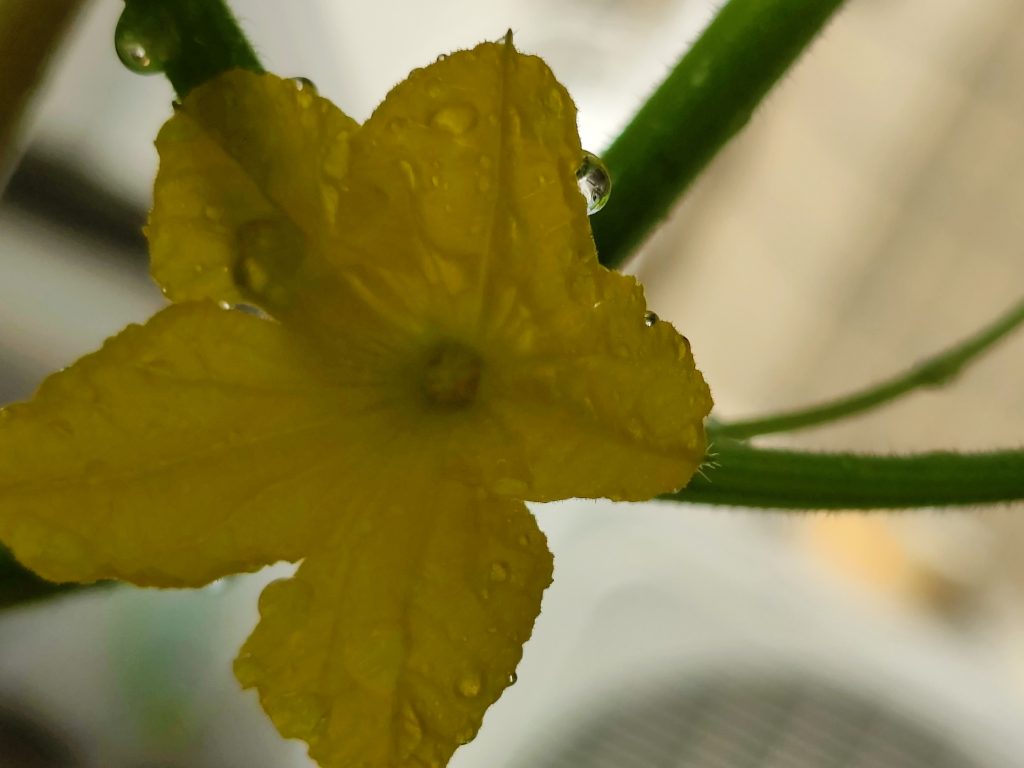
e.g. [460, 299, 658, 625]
[576, 151, 611, 215]
[290, 77, 317, 93]
[644, 311, 659, 327]
[113, 7, 178, 74]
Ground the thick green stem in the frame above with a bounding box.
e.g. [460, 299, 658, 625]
[117, 0, 261, 97]
[711, 296, 1024, 440]
[667, 443, 1024, 509]
[592, 0, 846, 269]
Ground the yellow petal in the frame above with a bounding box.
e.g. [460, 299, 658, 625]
[481, 281, 712, 501]
[149, 70, 358, 308]
[318, 37, 711, 500]
[313, 37, 592, 340]
[0, 302, 377, 586]
[235, 486, 552, 768]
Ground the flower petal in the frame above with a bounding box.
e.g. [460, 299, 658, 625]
[302, 37, 592, 346]
[0, 302, 380, 587]
[484, 302, 712, 501]
[235, 487, 552, 768]
[149, 70, 358, 308]
[324, 36, 712, 500]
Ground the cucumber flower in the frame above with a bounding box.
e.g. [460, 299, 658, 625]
[0, 36, 711, 768]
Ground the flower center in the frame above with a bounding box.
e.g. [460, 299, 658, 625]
[421, 342, 482, 408]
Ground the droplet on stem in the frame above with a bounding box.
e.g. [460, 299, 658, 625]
[644, 311, 659, 327]
[114, 6, 178, 75]
[576, 151, 612, 215]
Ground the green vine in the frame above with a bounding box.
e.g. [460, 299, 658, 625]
[591, 0, 847, 269]
[669, 443, 1024, 510]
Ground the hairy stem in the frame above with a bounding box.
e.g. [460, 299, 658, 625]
[592, 0, 846, 269]
[667, 443, 1024, 509]
[118, 0, 262, 96]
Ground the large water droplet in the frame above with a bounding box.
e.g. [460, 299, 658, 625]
[290, 77, 317, 93]
[430, 104, 478, 135]
[114, 7, 178, 75]
[644, 311, 659, 327]
[576, 151, 612, 215]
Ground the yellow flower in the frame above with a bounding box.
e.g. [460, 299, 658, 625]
[0, 36, 710, 768]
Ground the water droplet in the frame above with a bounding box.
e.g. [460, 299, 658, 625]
[399, 159, 417, 189]
[430, 104, 478, 135]
[457, 673, 482, 698]
[489, 561, 509, 582]
[233, 218, 304, 308]
[644, 311, 659, 327]
[114, 6, 178, 75]
[576, 151, 612, 214]
[508, 671, 518, 685]
[290, 77, 317, 93]
[544, 86, 564, 115]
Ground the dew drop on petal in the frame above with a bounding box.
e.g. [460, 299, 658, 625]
[508, 671, 518, 685]
[233, 218, 304, 308]
[290, 76, 317, 93]
[457, 672, 482, 698]
[644, 311, 659, 327]
[576, 151, 612, 215]
[430, 104, 478, 135]
[489, 561, 509, 582]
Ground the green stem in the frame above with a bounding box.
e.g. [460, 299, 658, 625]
[666, 442, 1024, 510]
[117, 0, 262, 97]
[592, 0, 846, 269]
[711, 296, 1024, 441]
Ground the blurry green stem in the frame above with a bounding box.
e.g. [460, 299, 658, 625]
[0, 0, 87, 184]
[711, 296, 1024, 440]
[667, 443, 1024, 509]
[592, 0, 846, 268]
[118, 0, 262, 97]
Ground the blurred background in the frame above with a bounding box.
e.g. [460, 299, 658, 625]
[1, 0, 1023, 766]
